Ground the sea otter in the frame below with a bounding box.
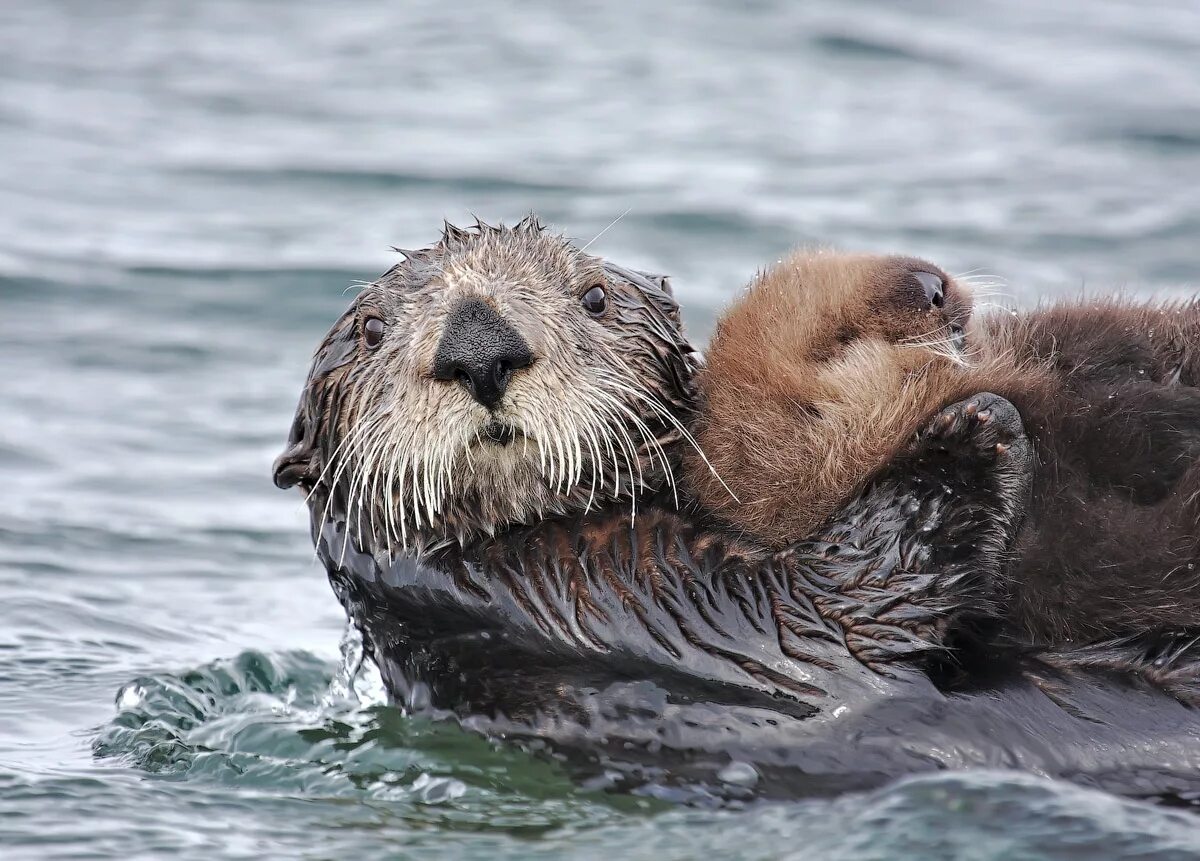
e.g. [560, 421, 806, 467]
[687, 251, 1200, 652]
[274, 218, 1200, 800]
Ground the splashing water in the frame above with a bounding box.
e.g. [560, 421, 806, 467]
[322, 620, 388, 710]
[92, 646, 650, 829]
[86, 654, 1200, 860]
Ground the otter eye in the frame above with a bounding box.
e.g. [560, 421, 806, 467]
[582, 284, 607, 315]
[363, 316, 386, 348]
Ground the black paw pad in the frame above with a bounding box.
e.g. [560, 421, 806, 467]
[923, 392, 1024, 461]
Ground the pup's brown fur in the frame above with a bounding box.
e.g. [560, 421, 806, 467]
[688, 252, 1036, 544]
[688, 251, 1200, 645]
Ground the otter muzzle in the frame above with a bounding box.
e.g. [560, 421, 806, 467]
[432, 298, 533, 409]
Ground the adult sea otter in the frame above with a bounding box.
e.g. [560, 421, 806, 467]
[273, 217, 1200, 800]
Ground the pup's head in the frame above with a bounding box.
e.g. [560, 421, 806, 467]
[723, 252, 973, 373]
[273, 216, 699, 552]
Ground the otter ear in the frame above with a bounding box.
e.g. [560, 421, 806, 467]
[642, 272, 673, 298]
[602, 261, 670, 296]
[643, 272, 681, 325]
[603, 261, 682, 324]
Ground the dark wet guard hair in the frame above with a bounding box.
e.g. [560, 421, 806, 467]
[273, 310, 357, 493]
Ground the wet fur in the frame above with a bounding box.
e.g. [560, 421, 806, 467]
[689, 251, 1200, 648]
[324, 399, 1200, 798]
[274, 217, 699, 554]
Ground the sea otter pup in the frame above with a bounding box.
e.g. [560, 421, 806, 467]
[274, 218, 1200, 798]
[687, 251, 1200, 647]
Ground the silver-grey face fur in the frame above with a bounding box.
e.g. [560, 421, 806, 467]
[274, 216, 703, 557]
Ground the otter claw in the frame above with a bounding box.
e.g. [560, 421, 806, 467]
[917, 392, 1025, 463]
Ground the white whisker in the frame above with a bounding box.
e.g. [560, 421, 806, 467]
[580, 207, 632, 252]
[598, 359, 739, 504]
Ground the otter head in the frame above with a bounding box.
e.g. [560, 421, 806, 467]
[742, 252, 974, 368]
[273, 216, 699, 553]
[854, 255, 973, 359]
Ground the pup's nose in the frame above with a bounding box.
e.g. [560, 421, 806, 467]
[913, 271, 945, 309]
[432, 298, 533, 409]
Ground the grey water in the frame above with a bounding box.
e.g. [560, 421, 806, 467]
[2, 0, 1200, 857]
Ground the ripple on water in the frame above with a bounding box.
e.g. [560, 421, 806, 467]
[72, 645, 1200, 861]
[91, 648, 656, 834]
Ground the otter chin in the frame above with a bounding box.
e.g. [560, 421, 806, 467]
[481, 420, 518, 446]
[275, 219, 1200, 803]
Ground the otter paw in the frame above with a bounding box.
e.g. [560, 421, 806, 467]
[920, 392, 1024, 461]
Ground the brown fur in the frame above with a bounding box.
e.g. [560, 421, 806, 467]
[975, 301, 1200, 642]
[688, 250, 1200, 646]
[689, 251, 1039, 543]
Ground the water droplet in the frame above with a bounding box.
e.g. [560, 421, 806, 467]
[116, 683, 145, 710]
[717, 760, 759, 787]
[323, 619, 387, 708]
[411, 773, 468, 804]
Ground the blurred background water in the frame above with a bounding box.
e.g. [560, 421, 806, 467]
[2, 1, 1200, 858]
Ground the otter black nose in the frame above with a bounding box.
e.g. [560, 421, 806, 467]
[913, 271, 945, 309]
[432, 298, 533, 409]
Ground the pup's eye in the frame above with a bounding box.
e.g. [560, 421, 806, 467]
[582, 284, 607, 315]
[363, 316, 386, 348]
